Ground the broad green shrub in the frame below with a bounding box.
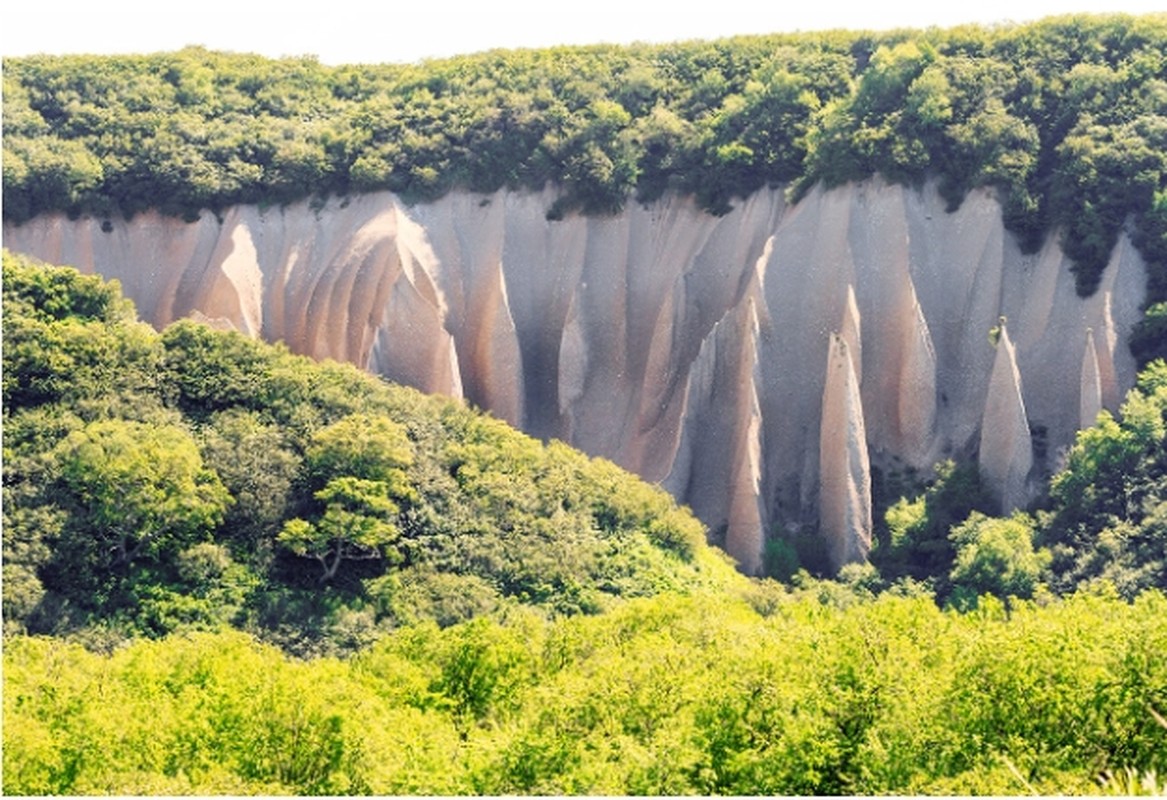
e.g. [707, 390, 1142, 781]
[947, 511, 1049, 606]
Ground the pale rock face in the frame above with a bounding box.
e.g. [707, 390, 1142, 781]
[819, 333, 873, 570]
[979, 326, 1034, 514]
[664, 289, 767, 574]
[4, 179, 1146, 573]
[839, 284, 863, 385]
[1080, 328, 1104, 431]
[897, 289, 939, 467]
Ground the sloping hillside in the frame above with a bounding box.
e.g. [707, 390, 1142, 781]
[2, 252, 741, 653]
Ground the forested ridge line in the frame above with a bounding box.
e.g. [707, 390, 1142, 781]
[4, 13, 1167, 302]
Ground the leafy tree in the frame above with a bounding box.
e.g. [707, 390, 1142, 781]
[161, 320, 287, 416]
[279, 477, 406, 582]
[1130, 301, 1167, 369]
[2, 253, 162, 412]
[50, 418, 230, 570]
[6, 587, 1167, 794]
[947, 511, 1049, 605]
[303, 412, 415, 489]
[874, 460, 994, 587]
[1040, 359, 1167, 595]
[198, 408, 301, 552]
[128, 542, 259, 635]
[0, 504, 61, 632]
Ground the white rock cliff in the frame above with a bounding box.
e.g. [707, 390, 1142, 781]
[3, 179, 1146, 574]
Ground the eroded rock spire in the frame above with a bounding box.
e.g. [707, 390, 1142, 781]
[1080, 328, 1103, 430]
[819, 332, 872, 572]
[979, 322, 1032, 514]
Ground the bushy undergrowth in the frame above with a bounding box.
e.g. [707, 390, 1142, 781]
[5, 588, 1165, 795]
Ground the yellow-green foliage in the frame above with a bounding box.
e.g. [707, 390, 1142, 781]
[5, 588, 1165, 795]
[1041, 360, 1167, 597]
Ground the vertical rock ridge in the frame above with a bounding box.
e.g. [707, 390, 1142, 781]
[848, 181, 936, 466]
[758, 183, 858, 525]
[467, 263, 524, 427]
[558, 291, 589, 421]
[499, 190, 589, 441]
[979, 325, 1033, 514]
[849, 181, 909, 460]
[920, 192, 1010, 455]
[665, 289, 766, 574]
[370, 277, 463, 398]
[558, 214, 633, 462]
[819, 332, 872, 571]
[840, 284, 863, 385]
[898, 287, 939, 467]
[214, 223, 265, 337]
[1097, 234, 1148, 407]
[1080, 328, 1103, 430]
[1095, 291, 1122, 414]
[409, 192, 525, 426]
[368, 200, 462, 398]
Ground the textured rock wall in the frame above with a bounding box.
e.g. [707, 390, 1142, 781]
[4, 179, 1146, 574]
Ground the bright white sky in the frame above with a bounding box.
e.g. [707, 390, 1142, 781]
[3, 0, 1165, 65]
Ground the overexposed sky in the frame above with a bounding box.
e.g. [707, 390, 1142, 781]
[3, 0, 1165, 65]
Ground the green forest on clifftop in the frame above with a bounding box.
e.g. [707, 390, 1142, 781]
[4, 13, 1167, 310]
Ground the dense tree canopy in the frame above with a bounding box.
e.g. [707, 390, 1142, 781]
[1, 252, 733, 652]
[51, 418, 231, 569]
[4, 589, 1165, 795]
[3, 13, 1167, 300]
[4, 252, 1167, 794]
[1039, 360, 1167, 596]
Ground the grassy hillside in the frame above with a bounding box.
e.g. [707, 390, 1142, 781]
[1, 251, 741, 654]
[4, 14, 1167, 302]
